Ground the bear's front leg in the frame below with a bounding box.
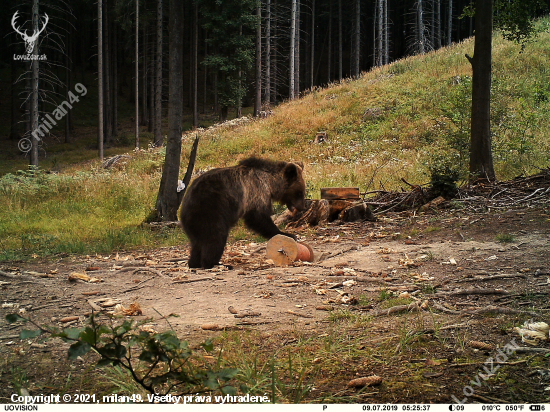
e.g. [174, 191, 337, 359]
[243, 210, 296, 240]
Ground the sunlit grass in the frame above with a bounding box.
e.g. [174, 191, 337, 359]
[1, 18, 550, 259]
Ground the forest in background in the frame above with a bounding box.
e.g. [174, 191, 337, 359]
[1, 0, 497, 150]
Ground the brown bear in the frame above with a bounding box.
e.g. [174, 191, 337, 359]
[179, 157, 306, 269]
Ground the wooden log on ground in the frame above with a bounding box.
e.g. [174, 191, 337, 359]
[321, 187, 360, 200]
[339, 202, 376, 222]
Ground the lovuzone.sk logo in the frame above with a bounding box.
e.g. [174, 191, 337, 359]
[11, 10, 49, 61]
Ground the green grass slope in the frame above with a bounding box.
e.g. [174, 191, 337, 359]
[1, 18, 549, 260]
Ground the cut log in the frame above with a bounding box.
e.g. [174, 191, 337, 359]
[321, 187, 360, 200]
[287, 199, 330, 228]
[339, 202, 376, 222]
[418, 196, 446, 212]
[266, 234, 314, 266]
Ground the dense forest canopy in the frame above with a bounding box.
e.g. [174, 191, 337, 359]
[1, 0, 548, 160]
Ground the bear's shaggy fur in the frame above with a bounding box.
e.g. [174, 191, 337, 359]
[179, 157, 306, 269]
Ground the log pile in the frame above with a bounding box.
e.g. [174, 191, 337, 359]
[278, 168, 550, 227]
[276, 187, 377, 228]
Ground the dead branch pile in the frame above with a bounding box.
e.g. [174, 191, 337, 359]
[278, 169, 550, 227]
[454, 169, 550, 212]
[365, 168, 550, 215]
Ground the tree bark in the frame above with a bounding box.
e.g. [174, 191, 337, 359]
[193, 2, 199, 128]
[467, 0, 495, 181]
[447, 0, 453, 46]
[377, 0, 383, 66]
[338, 0, 342, 80]
[65, 19, 71, 143]
[294, 1, 300, 97]
[310, 0, 315, 88]
[10, 33, 20, 141]
[384, 0, 388, 63]
[266, 0, 272, 104]
[327, 1, 332, 83]
[418, 0, 425, 54]
[354, 0, 360, 78]
[135, 0, 140, 148]
[155, 0, 184, 221]
[289, 0, 296, 99]
[30, 0, 40, 167]
[113, 22, 118, 137]
[154, 0, 163, 147]
[98, 0, 104, 161]
[104, 2, 113, 145]
[436, 0, 441, 48]
[254, 0, 262, 116]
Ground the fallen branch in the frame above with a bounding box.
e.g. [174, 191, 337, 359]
[454, 274, 527, 283]
[513, 347, 550, 354]
[172, 276, 214, 284]
[439, 322, 472, 330]
[448, 360, 527, 368]
[464, 305, 538, 317]
[372, 302, 420, 317]
[434, 288, 509, 297]
[121, 276, 155, 293]
[287, 310, 314, 318]
[87, 299, 102, 311]
[120, 267, 171, 278]
[432, 302, 462, 315]
[470, 394, 509, 404]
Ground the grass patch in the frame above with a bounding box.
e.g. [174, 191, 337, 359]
[495, 233, 516, 243]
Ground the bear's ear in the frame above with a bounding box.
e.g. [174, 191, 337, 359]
[294, 161, 304, 170]
[283, 162, 299, 181]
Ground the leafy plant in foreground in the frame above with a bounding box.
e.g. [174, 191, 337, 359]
[5, 313, 238, 398]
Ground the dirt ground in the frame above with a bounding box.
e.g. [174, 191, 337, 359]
[1, 204, 550, 403]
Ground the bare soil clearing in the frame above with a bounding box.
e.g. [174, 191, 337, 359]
[1, 205, 550, 403]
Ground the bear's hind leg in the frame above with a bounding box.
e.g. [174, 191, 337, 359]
[200, 235, 227, 269]
[188, 243, 202, 268]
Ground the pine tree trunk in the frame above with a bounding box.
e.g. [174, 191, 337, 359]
[266, 0, 272, 104]
[377, 0, 383, 66]
[418, 0, 425, 54]
[468, 0, 495, 181]
[148, 34, 154, 133]
[104, 3, 113, 145]
[193, 2, 199, 127]
[254, 0, 262, 116]
[447, 0, 452, 45]
[10, 35, 19, 141]
[135, 0, 140, 149]
[290, 0, 296, 99]
[338, 0, 342, 81]
[272, 1, 278, 104]
[141, 29, 148, 127]
[310, 0, 315, 88]
[294, 1, 300, 97]
[155, 0, 184, 221]
[30, 0, 40, 167]
[436, 0, 441, 48]
[113, 23, 118, 137]
[98, 0, 104, 160]
[354, 0, 360, 78]
[154, 0, 163, 147]
[384, 0, 389, 63]
[327, 1, 332, 83]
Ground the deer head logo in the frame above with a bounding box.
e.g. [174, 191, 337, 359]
[11, 11, 49, 55]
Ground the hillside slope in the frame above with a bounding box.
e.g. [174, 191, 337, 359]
[1, 18, 549, 259]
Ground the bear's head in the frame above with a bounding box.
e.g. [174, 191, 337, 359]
[280, 161, 306, 213]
